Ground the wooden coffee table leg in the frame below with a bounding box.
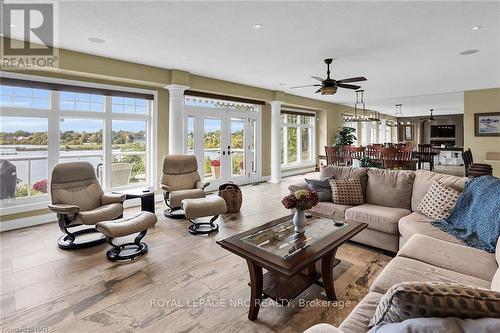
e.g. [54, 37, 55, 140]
[246, 260, 263, 320]
[321, 249, 338, 301]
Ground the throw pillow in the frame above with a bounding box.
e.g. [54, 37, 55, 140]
[329, 178, 364, 205]
[305, 177, 333, 202]
[417, 180, 461, 220]
[368, 318, 500, 333]
[369, 281, 500, 327]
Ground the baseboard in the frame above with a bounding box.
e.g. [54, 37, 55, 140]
[1, 194, 167, 232]
[0, 212, 56, 232]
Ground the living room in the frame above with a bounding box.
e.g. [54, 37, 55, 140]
[1, 1, 499, 333]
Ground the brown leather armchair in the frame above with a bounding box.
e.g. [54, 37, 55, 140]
[161, 155, 209, 217]
[48, 162, 126, 249]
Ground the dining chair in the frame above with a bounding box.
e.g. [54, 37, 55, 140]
[342, 145, 352, 165]
[381, 147, 399, 169]
[349, 146, 365, 161]
[462, 148, 493, 177]
[417, 144, 435, 171]
[398, 146, 415, 170]
[324, 146, 344, 166]
[365, 145, 383, 164]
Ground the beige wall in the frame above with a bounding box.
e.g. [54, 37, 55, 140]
[0, 38, 390, 223]
[464, 88, 500, 176]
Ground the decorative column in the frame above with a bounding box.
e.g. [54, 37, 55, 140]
[269, 101, 284, 183]
[373, 121, 380, 143]
[166, 84, 189, 155]
[361, 122, 371, 146]
[380, 119, 387, 143]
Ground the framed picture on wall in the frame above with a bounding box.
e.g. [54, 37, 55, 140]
[404, 125, 413, 141]
[475, 112, 500, 137]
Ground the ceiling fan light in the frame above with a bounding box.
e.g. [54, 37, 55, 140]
[321, 86, 337, 95]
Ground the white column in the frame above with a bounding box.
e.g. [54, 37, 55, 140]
[361, 122, 371, 146]
[373, 121, 380, 143]
[269, 101, 283, 183]
[380, 119, 387, 143]
[166, 84, 189, 155]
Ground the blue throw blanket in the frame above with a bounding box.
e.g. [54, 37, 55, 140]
[432, 175, 500, 253]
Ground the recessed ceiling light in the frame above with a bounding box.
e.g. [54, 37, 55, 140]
[460, 49, 479, 55]
[472, 26, 481, 30]
[88, 37, 106, 44]
[253, 24, 263, 29]
[10, 24, 15, 28]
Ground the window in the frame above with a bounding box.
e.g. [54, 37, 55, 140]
[112, 96, 147, 114]
[111, 120, 147, 187]
[60, 92, 105, 112]
[0, 116, 48, 200]
[1, 86, 50, 109]
[0, 77, 155, 212]
[281, 111, 315, 167]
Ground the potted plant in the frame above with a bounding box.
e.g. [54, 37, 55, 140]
[210, 159, 221, 179]
[335, 126, 357, 146]
[281, 190, 319, 233]
[32, 179, 48, 193]
[360, 157, 382, 168]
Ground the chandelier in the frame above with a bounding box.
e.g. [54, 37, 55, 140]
[343, 90, 380, 122]
[395, 104, 403, 117]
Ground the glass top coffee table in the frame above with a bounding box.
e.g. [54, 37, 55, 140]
[217, 212, 367, 320]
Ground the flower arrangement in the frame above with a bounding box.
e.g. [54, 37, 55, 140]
[210, 159, 221, 167]
[281, 190, 319, 211]
[32, 179, 48, 193]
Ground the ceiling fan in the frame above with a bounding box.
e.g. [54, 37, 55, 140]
[422, 109, 436, 121]
[290, 58, 367, 95]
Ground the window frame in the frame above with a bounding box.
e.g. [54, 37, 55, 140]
[280, 109, 316, 169]
[0, 72, 157, 215]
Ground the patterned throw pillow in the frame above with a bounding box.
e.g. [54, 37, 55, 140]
[417, 181, 461, 220]
[305, 177, 333, 202]
[369, 282, 500, 327]
[329, 178, 364, 205]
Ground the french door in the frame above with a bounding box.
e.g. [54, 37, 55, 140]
[184, 106, 259, 191]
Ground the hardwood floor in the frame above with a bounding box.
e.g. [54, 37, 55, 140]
[0, 173, 390, 333]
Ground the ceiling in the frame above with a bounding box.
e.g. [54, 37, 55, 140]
[8, 1, 500, 115]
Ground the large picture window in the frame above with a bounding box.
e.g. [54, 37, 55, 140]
[0, 76, 155, 213]
[281, 110, 315, 167]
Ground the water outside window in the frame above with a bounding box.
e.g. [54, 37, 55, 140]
[111, 120, 147, 187]
[59, 118, 104, 182]
[0, 116, 48, 199]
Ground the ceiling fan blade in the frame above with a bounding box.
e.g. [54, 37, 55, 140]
[337, 83, 361, 90]
[289, 84, 321, 89]
[311, 76, 324, 82]
[337, 76, 367, 83]
[314, 88, 322, 94]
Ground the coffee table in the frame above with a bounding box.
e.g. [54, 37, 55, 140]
[216, 212, 367, 320]
[113, 187, 155, 213]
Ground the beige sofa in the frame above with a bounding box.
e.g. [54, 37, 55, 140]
[294, 166, 500, 333]
[290, 166, 467, 253]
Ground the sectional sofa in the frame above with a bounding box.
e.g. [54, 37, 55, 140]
[289, 166, 500, 333]
[289, 166, 469, 253]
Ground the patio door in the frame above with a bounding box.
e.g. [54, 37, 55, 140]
[184, 106, 259, 191]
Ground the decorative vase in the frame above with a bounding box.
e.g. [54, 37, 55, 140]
[293, 209, 307, 233]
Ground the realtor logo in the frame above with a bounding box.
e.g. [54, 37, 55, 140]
[1, 2, 59, 69]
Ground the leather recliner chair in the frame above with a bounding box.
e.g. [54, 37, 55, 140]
[160, 155, 209, 218]
[48, 161, 126, 249]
